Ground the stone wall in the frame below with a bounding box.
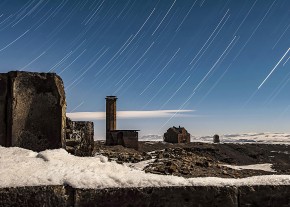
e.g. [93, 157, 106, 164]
[1, 185, 290, 207]
[164, 127, 190, 144]
[107, 130, 138, 150]
[0, 186, 74, 207]
[0, 71, 66, 151]
[122, 131, 138, 150]
[66, 118, 94, 156]
[0, 74, 7, 146]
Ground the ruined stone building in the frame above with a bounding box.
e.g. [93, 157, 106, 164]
[65, 118, 94, 156]
[105, 96, 139, 150]
[164, 126, 190, 143]
[0, 71, 94, 156]
[0, 71, 66, 151]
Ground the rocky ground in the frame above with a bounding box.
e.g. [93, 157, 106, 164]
[94, 141, 290, 178]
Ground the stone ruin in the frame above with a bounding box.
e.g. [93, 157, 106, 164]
[66, 117, 94, 156]
[0, 71, 94, 156]
[213, 134, 220, 143]
[105, 96, 139, 150]
[164, 126, 190, 144]
[0, 71, 66, 151]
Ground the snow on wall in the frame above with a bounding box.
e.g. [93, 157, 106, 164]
[0, 146, 290, 189]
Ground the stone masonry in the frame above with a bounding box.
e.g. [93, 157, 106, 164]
[0, 71, 66, 151]
[66, 118, 94, 156]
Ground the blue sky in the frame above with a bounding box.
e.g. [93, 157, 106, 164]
[0, 0, 289, 139]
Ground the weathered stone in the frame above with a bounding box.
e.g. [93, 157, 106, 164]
[2, 184, 290, 206]
[75, 186, 238, 207]
[0, 74, 7, 146]
[214, 134, 220, 143]
[0, 185, 74, 207]
[66, 117, 94, 156]
[239, 185, 290, 207]
[0, 71, 66, 151]
[164, 126, 190, 144]
[107, 130, 139, 150]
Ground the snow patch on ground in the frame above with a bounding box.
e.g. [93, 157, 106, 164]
[140, 135, 163, 141]
[222, 164, 276, 172]
[123, 159, 155, 170]
[1, 146, 290, 189]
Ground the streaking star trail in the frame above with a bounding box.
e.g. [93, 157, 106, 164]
[0, 0, 289, 138]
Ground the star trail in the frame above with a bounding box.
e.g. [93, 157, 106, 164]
[0, 0, 290, 138]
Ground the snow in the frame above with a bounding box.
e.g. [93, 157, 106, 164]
[191, 132, 290, 145]
[1, 146, 290, 189]
[140, 132, 290, 144]
[222, 164, 276, 172]
[123, 159, 155, 170]
[140, 135, 163, 141]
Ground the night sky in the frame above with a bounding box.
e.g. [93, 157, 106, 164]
[0, 0, 290, 139]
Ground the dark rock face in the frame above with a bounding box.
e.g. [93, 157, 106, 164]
[66, 117, 94, 156]
[0, 71, 66, 151]
[0, 185, 74, 207]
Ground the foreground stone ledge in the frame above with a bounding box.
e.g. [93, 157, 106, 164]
[75, 186, 238, 207]
[1, 185, 290, 206]
[0, 185, 74, 207]
[238, 185, 290, 207]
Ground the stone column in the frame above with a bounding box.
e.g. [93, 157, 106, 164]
[105, 96, 117, 144]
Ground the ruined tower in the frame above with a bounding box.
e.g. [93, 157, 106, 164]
[105, 96, 139, 149]
[106, 96, 117, 144]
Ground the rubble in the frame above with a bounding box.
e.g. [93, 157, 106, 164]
[94, 141, 290, 178]
[66, 118, 94, 156]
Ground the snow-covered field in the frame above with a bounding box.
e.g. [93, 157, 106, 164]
[0, 146, 290, 189]
[140, 132, 290, 144]
[194, 132, 290, 144]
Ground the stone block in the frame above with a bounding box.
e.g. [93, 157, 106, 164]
[3, 71, 66, 151]
[66, 118, 94, 156]
[0, 185, 74, 207]
[75, 186, 238, 207]
[239, 185, 290, 207]
[122, 131, 138, 150]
